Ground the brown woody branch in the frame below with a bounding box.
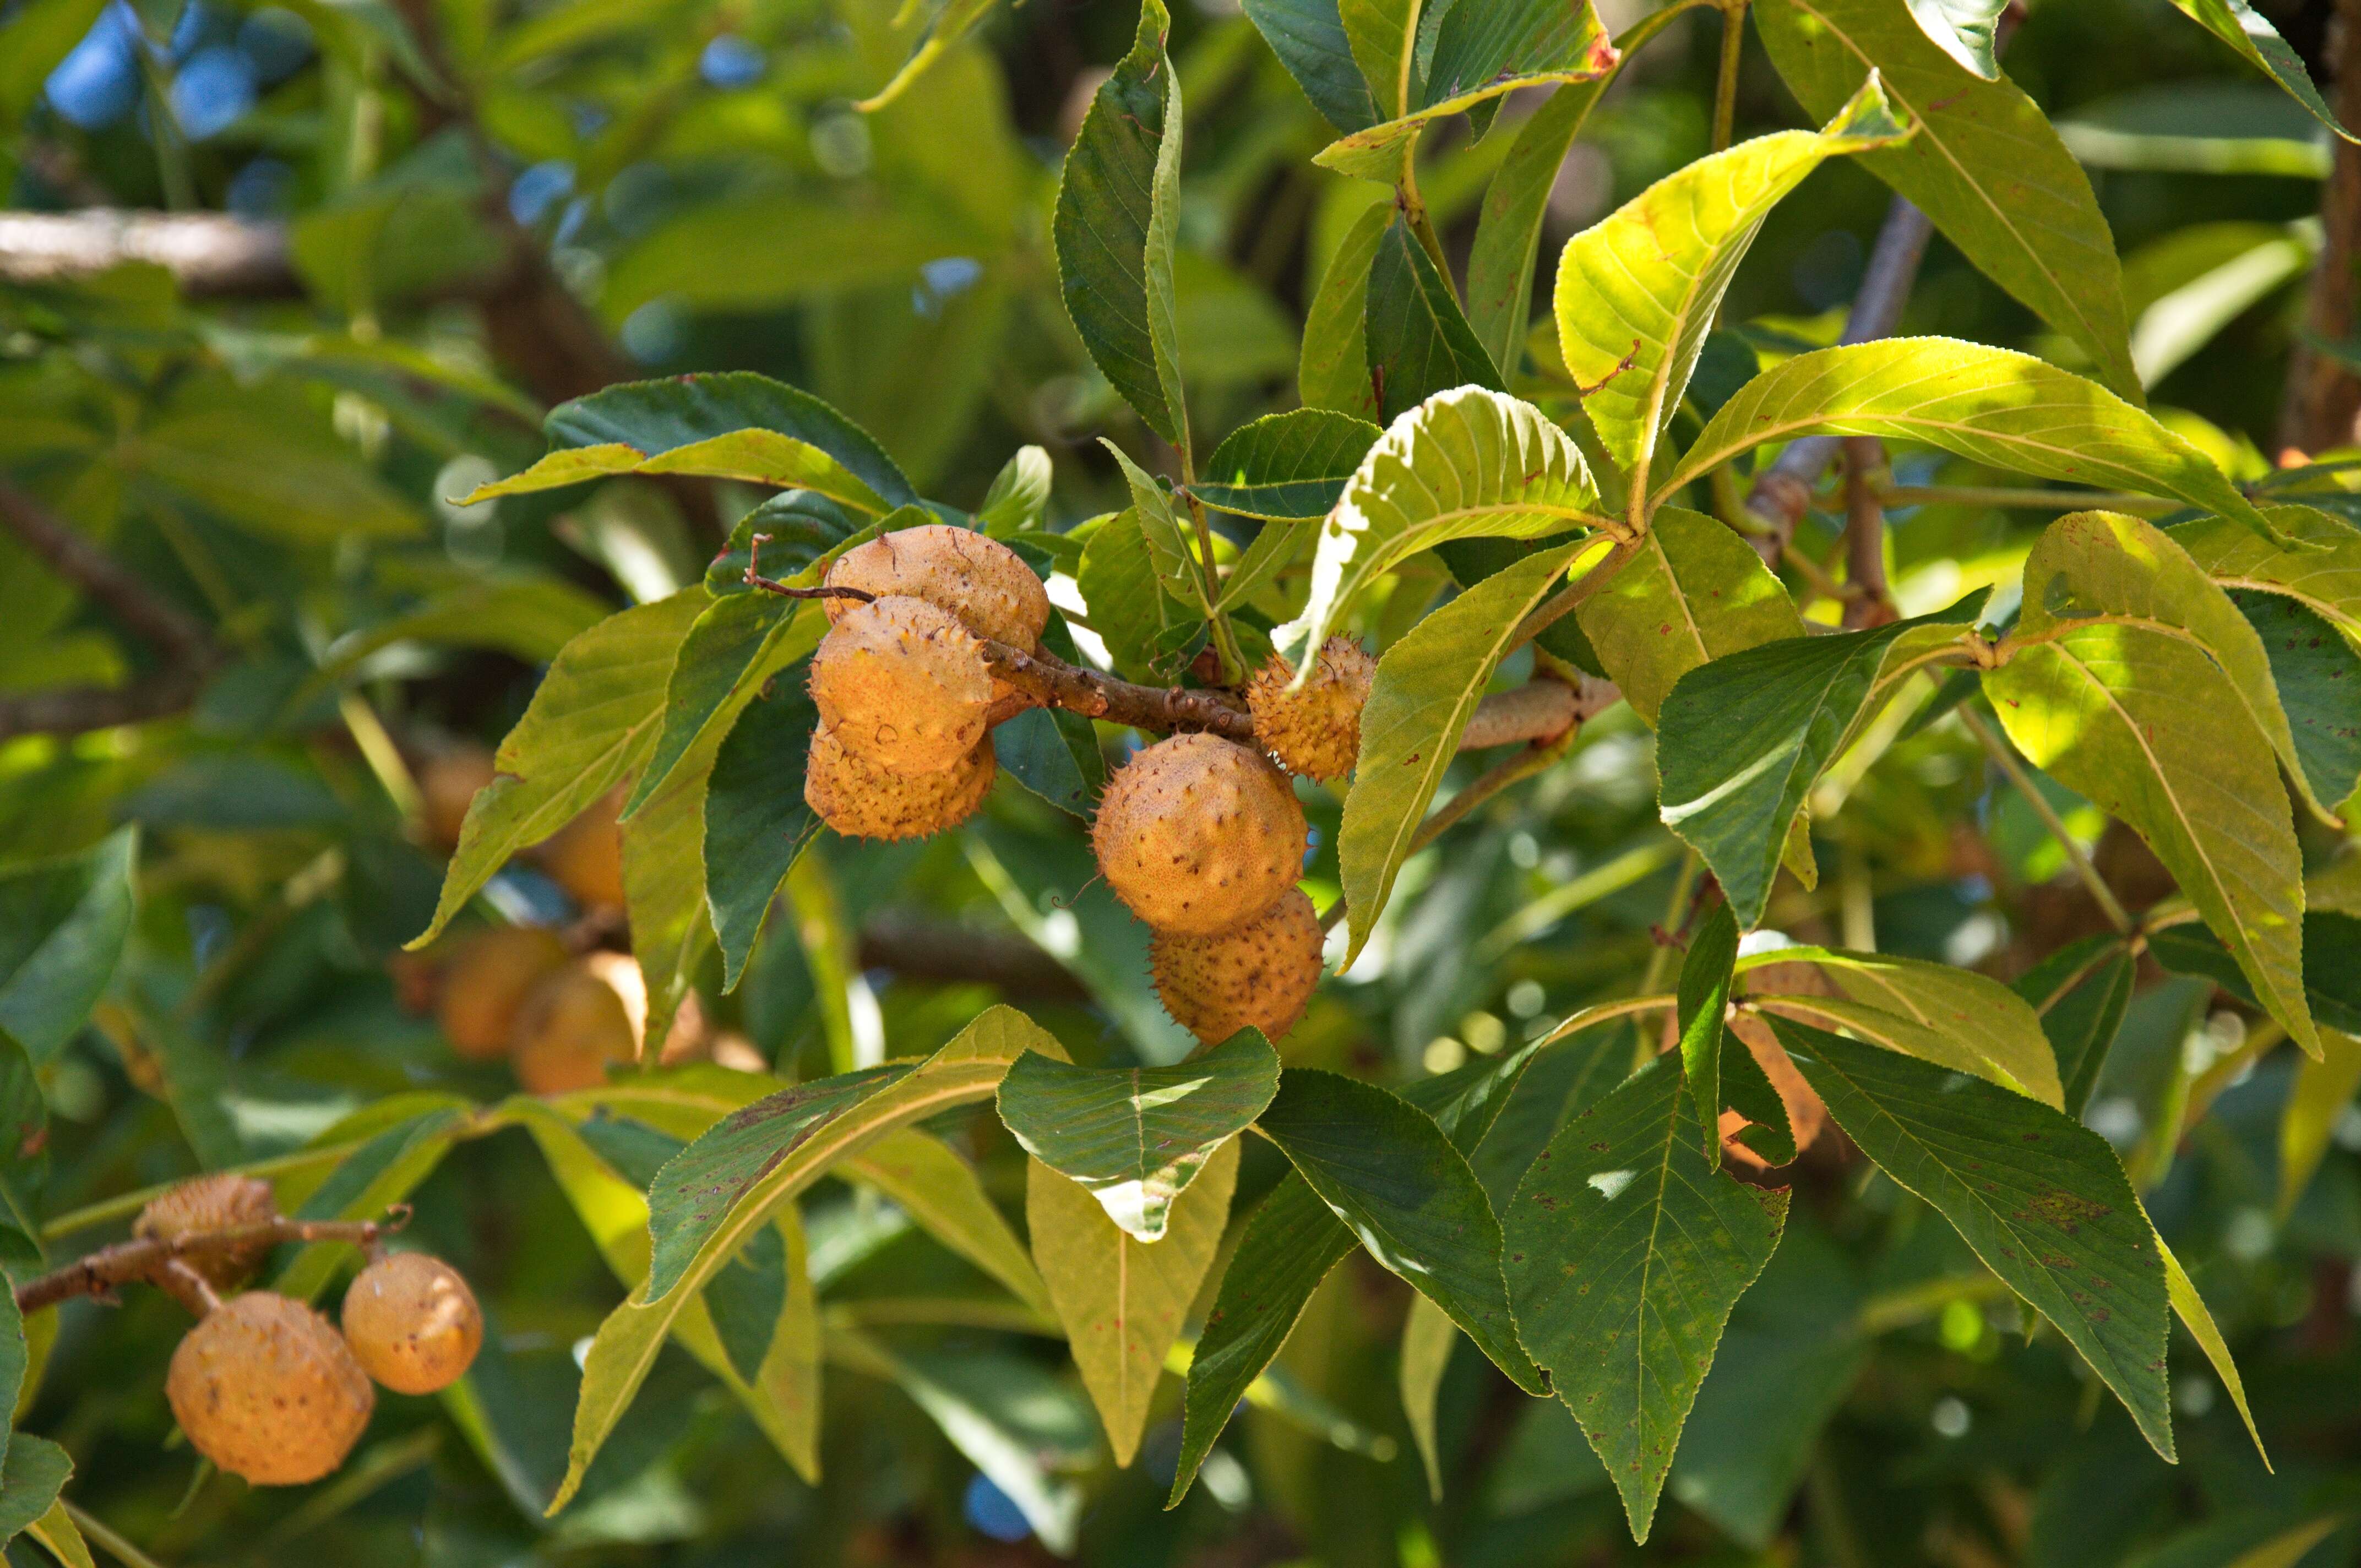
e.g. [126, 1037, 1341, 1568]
[857, 912, 1089, 1002]
[14, 1211, 406, 1315]
[2280, 0, 2361, 454]
[1840, 437, 1895, 630]
[0, 482, 224, 742]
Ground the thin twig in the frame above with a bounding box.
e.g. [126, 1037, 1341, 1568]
[1876, 485, 2176, 514]
[1840, 437, 1894, 630]
[1711, 0, 1748, 154]
[15, 1210, 409, 1315]
[1959, 705, 2133, 933]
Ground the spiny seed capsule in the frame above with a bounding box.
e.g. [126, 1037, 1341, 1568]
[535, 784, 627, 910]
[166, 1292, 375, 1485]
[434, 925, 570, 1062]
[134, 1173, 280, 1291]
[341, 1254, 483, 1395]
[1091, 733, 1308, 936]
[509, 952, 643, 1095]
[804, 724, 995, 841]
[809, 595, 993, 772]
[824, 524, 1050, 650]
[1150, 888, 1324, 1043]
[1248, 637, 1375, 782]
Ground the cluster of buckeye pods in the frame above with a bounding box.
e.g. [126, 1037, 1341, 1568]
[803, 523, 1377, 1044]
[134, 1175, 482, 1487]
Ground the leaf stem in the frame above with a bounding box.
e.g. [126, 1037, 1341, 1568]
[1711, 0, 1748, 154]
[1399, 149, 1451, 277]
[1180, 488, 1249, 682]
[1958, 705, 2133, 933]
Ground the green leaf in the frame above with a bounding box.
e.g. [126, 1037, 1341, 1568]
[2014, 934, 2135, 1118]
[1766, 1016, 2175, 1460]
[1256, 1068, 1546, 1393]
[276, 1107, 468, 1299]
[1337, 0, 1416, 118]
[411, 590, 708, 949]
[1987, 519, 2317, 1055]
[1194, 410, 1381, 521]
[977, 445, 1053, 535]
[996, 1031, 1279, 1242]
[2151, 911, 2361, 1038]
[993, 704, 1103, 820]
[1721, 1035, 1797, 1166]
[0, 0, 104, 123]
[1243, 0, 1380, 132]
[1029, 1136, 1238, 1466]
[1504, 1054, 1788, 1542]
[137, 411, 423, 542]
[854, 0, 1000, 111]
[1103, 442, 1208, 611]
[2158, 1235, 2267, 1468]
[621, 691, 725, 1058]
[556, 1008, 1048, 1512]
[1677, 902, 1741, 1161]
[1364, 216, 1503, 422]
[1398, 1293, 1456, 1499]
[1337, 538, 1591, 962]
[0, 826, 135, 1062]
[0, 1435, 70, 1540]
[1315, 0, 1616, 180]
[2017, 511, 2337, 823]
[0, 1253, 23, 1472]
[1755, 0, 2141, 398]
[1467, 68, 1619, 374]
[1300, 202, 1391, 417]
[1740, 945, 2064, 1106]
[1575, 508, 1804, 728]
[1278, 386, 1602, 660]
[841, 1129, 1051, 1316]
[21, 1500, 92, 1568]
[2280, 1030, 2361, 1219]
[300, 576, 613, 707]
[2170, 504, 2361, 640]
[1054, 0, 1190, 451]
[625, 577, 829, 819]
[466, 373, 915, 515]
[1657, 341, 2288, 545]
[1902, 0, 2003, 76]
[1657, 601, 1977, 926]
[1076, 508, 1205, 684]
[1167, 1174, 1357, 1505]
[703, 677, 823, 991]
[2163, 0, 2352, 143]
[1557, 76, 1908, 486]
[705, 492, 863, 598]
[2228, 592, 2361, 813]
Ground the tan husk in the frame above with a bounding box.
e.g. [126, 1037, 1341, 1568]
[1248, 637, 1375, 782]
[809, 595, 994, 771]
[1150, 888, 1324, 1043]
[342, 1253, 484, 1395]
[166, 1292, 375, 1485]
[509, 953, 643, 1095]
[434, 925, 570, 1062]
[535, 783, 627, 909]
[805, 725, 995, 841]
[824, 524, 1051, 649]
[134, 1174, 281, 1291]
[1091, 733, 1307, 936]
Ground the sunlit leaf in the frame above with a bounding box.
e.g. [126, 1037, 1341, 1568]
[1575, 508, 1803, 728]
[1299, 202, 1391, 416]
[1194, 409, 1381, 522]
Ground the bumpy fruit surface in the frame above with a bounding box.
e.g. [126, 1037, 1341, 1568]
[1151, 888, 1323, 1043]
[804, 724, 994, 841]
[824, 525, 1050, 649]
[341, 1254, 483, 1395]
[536, 785, 626, 909]
[509, 953, 643, 1094]
[434, 925, 570, 1061]
[809, 595, 992, 771]
[417, 745, 496, 850]
[1248, 638, 1375, 782]
[135, 1174, 280, 1290]
[166, 1292, 374, 1485]
[1091, 733, 1307, 935]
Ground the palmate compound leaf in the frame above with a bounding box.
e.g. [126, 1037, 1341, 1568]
[1504, 1053, 1788, 1542]
[703, 672, 823, 990]
[1242, 0, 1379, 133]
[1556, 74, 1911, 490]
[1298, 200, 1391, 417]
[411, 590, 710, 950]
[1676, 902, 1742, 1162]
[1167, 1052, 1542, 1505]
[1754, 0, 2141, 398]
[2162, 0, 2353, 145]
[1651, 340, 2294, 547]
[1656, 599, 1982, 927]
[1276, 385, 1606, 663]
[1764, 1015, 2177, 1460]
[1254, 1069, 1545, 1393]
[1314, 0, 1615, 181]
[1902, 0, 2004, 76]
[1987, 514, 2319, 1057]
[1338, 538, 1598, 963]
[0, 824, 135, 1062]
[1738, 946, 2064, 1107]
[1053, 0, 1189, 452]
[459, 372, 915, 516]
[2012, 933, 2136, 1118]
[552, 1006, 1053, 1512]
[1364, 214, 1505, 422]
[995, 1029, 1279, 1242]
[1028, 1137, 1239, 1467]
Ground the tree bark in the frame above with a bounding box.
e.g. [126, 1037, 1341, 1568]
[2280, 0, 2361, 456]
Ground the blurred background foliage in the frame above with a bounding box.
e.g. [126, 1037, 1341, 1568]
[3, 0, 2361, 1561]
